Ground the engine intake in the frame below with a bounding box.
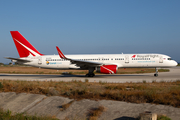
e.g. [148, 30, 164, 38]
[96, 65, 118, 74]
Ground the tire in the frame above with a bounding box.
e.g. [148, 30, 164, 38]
[154, 74, 158, 77]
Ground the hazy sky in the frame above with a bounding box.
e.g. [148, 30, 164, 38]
[0, 0, 180, 63]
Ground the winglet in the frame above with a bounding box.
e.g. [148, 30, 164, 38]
[56, 46, 67, 59]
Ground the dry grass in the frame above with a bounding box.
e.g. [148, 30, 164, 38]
[0, 66, 87, 74]
[0, 108, 58, 120]
[0, 80, 180, 108]
[0, 65, 169, 74]
[87, 106, 105, 120]
[61, 100, 75, 111]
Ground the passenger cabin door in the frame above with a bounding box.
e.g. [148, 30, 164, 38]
[38, 57, 42, 65]
[159, 56, 163, 63]
[125, 56, 129, 63]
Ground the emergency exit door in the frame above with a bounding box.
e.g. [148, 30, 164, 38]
[159, 56, 163, 63]
[38, 57, 42, 65]
[125, 56, 129, 63]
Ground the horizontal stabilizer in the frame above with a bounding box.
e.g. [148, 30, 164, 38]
[5, 57, 31, 62]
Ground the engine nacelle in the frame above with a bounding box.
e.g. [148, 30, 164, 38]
[96, 65, 118, 74]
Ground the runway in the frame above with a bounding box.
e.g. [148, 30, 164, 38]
[0, 67, 180, 83]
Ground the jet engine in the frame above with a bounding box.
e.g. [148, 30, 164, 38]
[96, 65, 118, 74]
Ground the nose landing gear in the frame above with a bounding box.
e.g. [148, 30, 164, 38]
[154, 68, 158, 77]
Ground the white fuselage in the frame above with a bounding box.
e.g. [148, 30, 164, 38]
[19, 53, 178, 69]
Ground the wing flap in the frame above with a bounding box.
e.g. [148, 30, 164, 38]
[70, 59, 101, 66]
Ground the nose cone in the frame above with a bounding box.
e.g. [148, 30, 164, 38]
[174, 60, 178, 66]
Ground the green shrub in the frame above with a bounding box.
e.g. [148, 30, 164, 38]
[143, 80, 147, 83]
[0, 108, 58, 120]
[158, 115, 171, 120]
[0, 82, 3, 89]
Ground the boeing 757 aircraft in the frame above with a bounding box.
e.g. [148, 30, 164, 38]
[5, 31, 178, 77]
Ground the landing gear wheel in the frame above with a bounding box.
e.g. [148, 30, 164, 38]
[90, 73, 95, 77]
[154, 74, 158, 77]
[86, 68, 95, 77]
[85, 73, 95, 77]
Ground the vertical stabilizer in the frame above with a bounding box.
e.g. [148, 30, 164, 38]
[10, 31, 43, 57]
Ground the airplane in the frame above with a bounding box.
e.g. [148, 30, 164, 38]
[5, 31, 178, 77]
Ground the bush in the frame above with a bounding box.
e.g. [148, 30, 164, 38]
[0, 82, 3, 89]
[88, 106, 105, 120]
[0, 63, 4, 66]
[85, 79, 89, 82]
[158, 115, 171, 120]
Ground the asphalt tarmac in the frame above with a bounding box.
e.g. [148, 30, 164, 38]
[0, 67, 180, 83]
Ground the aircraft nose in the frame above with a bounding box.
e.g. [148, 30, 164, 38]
[174, 61, 178, 66]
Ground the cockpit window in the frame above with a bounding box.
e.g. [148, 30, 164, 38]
[168, 58, 173, 60]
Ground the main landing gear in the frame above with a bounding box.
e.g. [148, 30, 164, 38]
[85, 73, 95, 77]
[154, 68, 158, 77]
[85, 68, 95, 77]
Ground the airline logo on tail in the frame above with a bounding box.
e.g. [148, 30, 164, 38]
[10, 31, 43, 58]
[14, 38, 41, 57]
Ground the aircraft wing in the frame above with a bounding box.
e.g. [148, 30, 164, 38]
[56, 46, 103, 68]
[5, 57, 31, 62]
[70, 59, 102, 67]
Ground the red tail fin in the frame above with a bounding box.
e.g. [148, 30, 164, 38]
[10, 31, 43, 57]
